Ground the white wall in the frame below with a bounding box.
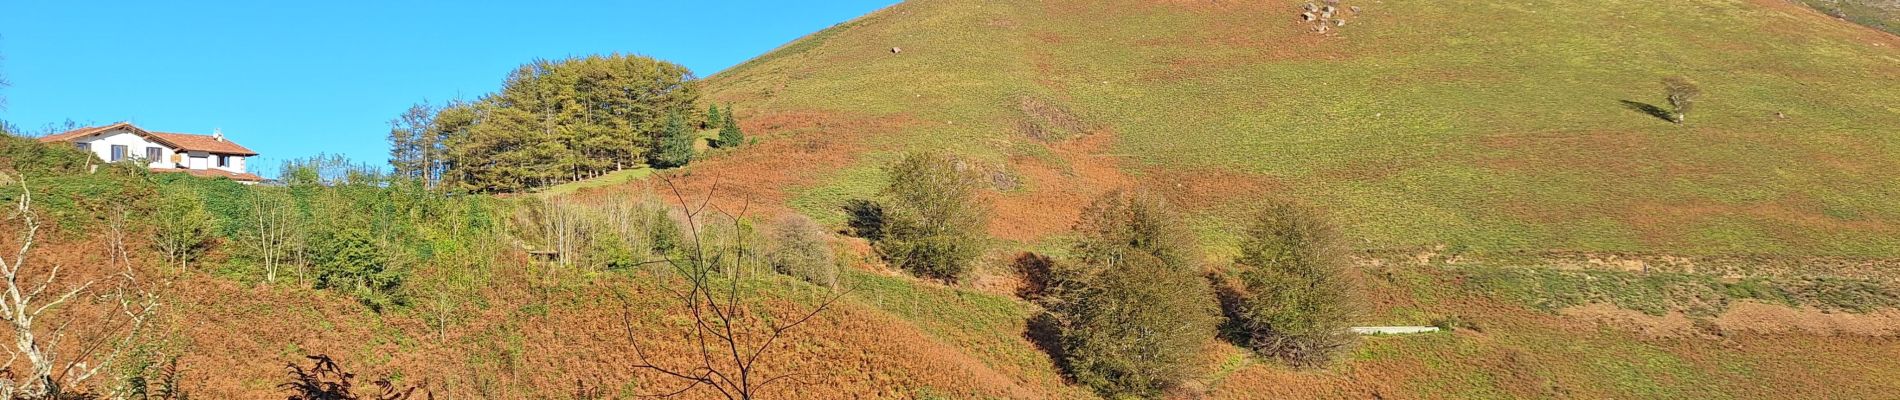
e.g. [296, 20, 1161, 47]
[65, 128, 249, 174]
[70, 129, 177, 169]
[185, 151, 210, 170]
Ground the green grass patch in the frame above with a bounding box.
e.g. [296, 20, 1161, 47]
[536, 167, 654, 197]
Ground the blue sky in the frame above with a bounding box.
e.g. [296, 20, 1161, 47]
[0, 1, 897, 170]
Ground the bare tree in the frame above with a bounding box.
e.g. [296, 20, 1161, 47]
[1663, 77, 1701, 125]
[248, 188, 299, 283]
[615, 176, 845, 400]
[0, 174, 159, 398]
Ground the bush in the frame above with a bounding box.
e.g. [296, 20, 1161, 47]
[873, 152, 989, 282]
[1071, 189, 1199, 271]
[767, 214, 838, 289]
[1232, 200, 1357, 368]
[310, 228, 406, 311]
[1059, 253, 1219, 399]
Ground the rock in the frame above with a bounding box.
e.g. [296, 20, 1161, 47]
[1302, 2, 1319, 12]
[1336, 18, 1347, 27]
[890, 47, 903, 54]
[1351, 6, 1363, 14]
[1301, 12, 1316, 21]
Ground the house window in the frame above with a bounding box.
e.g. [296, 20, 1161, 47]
[110, 145, 128, 162]
[76, 142, 91, 152]
[217, 155, 230, 168]
[145, 147, 163, 162]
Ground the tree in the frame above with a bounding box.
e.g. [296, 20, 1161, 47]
[1232, 200, 1356, 368]
[434, 54, 702, 192]
[651, 112, 696, 169]
[1042, 190, 1218, 398]
[244, 187, 300, 283]
[387, 101, 440, 188]
[1070, 189, 1199, 272]
[874, 152, 989, 282]
[766, 214, 837, 289]
[1, 50, 10, 111]
[704, 104, 723, 131]
[1058, 253, 1218, 399]
[616, 176, 844, 400]
[1662, 77, 1700, 124]
[0, 174, 159, 398]
[715, 105, 745, 149]
[152, 190, 214, 272]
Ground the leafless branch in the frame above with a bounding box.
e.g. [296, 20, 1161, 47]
[609, 174, 842, 400]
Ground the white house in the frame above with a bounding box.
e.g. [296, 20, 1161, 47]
[38, 122, 265, 183]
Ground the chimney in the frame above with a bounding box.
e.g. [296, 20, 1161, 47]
[213, 128, 224, 142]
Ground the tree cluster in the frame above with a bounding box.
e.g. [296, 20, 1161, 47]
[1012, 191, 1360, 398]
[388, 54, 739, 193]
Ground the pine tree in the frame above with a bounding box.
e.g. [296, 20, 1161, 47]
[432, 54, 702, 192]
[652, 112, 695, 169]
[716, 105, 745, 148]
[387, 101, 437, 185]
[705, 104, 723, 130]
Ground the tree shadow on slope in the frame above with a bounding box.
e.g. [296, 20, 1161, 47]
[1619, 100, 1676, 123]
[1013, 253, 1077, 384]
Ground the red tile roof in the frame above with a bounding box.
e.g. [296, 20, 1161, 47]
[151, 168, 267, 182]
[35, 124, 121, 142]
[151, 132, 259, 156]
[38, 122, 260, 156]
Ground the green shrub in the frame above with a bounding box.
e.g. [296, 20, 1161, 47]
[1059, 253, 1219, 399]
[767, 214, 838, 289]
[873, 152, 989, 282]
[1233, 200, 1357, 368]
[1070, 189, 1199, 272]
[310, 228, 406, 311]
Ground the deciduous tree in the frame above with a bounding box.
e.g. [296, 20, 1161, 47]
[1233, 200, 1357, 367]
[1663, 77, 1700, 124]
[0, 174, 159, 398]
[874, 152, 989, 282]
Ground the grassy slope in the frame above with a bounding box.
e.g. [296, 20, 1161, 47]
[645, 0, 1900, 398]
[706, 0, 1900, 257]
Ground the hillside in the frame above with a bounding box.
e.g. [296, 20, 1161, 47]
[7, 0, 1900, 399]
[673, 0, 1900, 258]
